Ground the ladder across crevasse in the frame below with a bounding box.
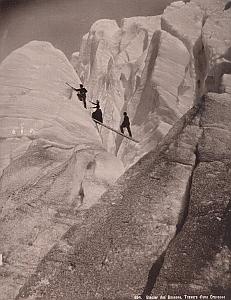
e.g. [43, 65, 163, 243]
[66, 82, 139, 143]
[92, 119, 139, 143]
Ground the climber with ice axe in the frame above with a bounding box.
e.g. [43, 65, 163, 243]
[66, 82, 88, 109]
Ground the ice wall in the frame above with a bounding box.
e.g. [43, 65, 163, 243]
[0, 41, 124, 300]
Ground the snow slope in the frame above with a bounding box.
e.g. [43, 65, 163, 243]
[0, 41, 124, 300]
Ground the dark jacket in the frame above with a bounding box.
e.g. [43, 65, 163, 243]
[75, 87, 87, 97]
[122, 115, 130, 127]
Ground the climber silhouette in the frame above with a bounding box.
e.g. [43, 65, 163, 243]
[120, 112, 132, 137]
[91, 100, 103, 123]
[74, 84, 88, 109]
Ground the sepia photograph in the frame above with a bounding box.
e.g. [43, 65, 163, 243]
[0, 0, 230, 299]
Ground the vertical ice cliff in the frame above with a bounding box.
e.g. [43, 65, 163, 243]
[16, 1, 231, 299]
[118, 28, 194, 166]
[0, 41, 124, 300]
[71, 3, 207, 168]
[71, 16, 161, 157]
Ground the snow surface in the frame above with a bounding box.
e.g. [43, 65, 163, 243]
[0, 41, 124, 299]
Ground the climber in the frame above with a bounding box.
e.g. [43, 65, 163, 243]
[90, 100, 100, 109]
[74, 84, 88, 109]
[91, 100, 103, 123]
[120, 112, 132, 138]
